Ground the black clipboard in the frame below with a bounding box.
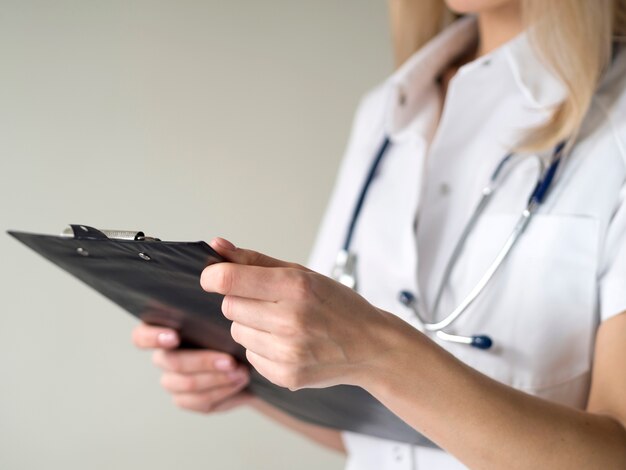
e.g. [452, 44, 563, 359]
[7, 224, 435, 446]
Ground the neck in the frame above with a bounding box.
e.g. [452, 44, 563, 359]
[476, 1, 524, 57]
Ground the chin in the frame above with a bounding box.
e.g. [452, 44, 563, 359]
[445, 0, 517, 14]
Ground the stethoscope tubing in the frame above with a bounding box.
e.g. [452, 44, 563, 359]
[407, 206, 533, 332]
[427, 149, 559, 328]
[342, 137, 391, 252]
[335, 135, 566, 350]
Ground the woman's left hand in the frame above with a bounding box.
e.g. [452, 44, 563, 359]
[201, 238, 400, 391]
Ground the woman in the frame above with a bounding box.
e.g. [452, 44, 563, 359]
[133, 0, 626, 468]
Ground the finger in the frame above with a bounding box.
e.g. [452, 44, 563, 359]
[160, 367, 249, 393]
[201, 263, 307, 301]
[246, 349, 318, 391]
[132, 324, 179, 349]
[211, 391, 255, 412]
[230, 322, 276, 360]
[172, 381, 249, 413]
[222, 295, 286, 333]
[209, 237, 311, 271]
[231, 322, 310, 365]
[152, 349, 238, 373]
[246, 349, 290, 388]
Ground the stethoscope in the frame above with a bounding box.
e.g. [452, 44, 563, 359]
[331, 137, 566, 350]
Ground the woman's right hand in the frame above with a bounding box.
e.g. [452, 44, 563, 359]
[132, 323, 254, 413]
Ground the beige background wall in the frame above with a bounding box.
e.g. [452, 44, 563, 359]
[0, 1, 391, 469]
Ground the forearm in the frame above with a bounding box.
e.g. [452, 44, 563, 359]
[247, 396, 346, 454]
[362, 314, 626, 469]
[201, 244, 626, 465]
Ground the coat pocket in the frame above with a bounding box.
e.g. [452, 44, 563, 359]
[446, 212, 600, 395]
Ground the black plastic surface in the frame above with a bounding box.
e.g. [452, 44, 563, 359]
[7, 227, 436, 447]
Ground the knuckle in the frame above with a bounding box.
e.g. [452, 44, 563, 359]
[290, 270, 314, 301]
[221, 295, 232, 319]
[192, 353, 211, 372]
[201, 264, 235, 294]
[181, 374, 197, 392]
[289, 262, 308, 271]
[276, 321, 298, 337]
[215, 264, 235, 294]
[202, 352, 229, 371]
[235, 372, 251, 388]
[281, 342, 309, 364]
[173, 394, 212, 414]
[246, 250, 265, 266]
[133, 325, 154, 348]
[161, 373, 194, 393]
[288, 370, 306, 391]
[276, 308, 311, 337]
[131, 327, 143, 347]
[292, 274, 312, 300]
[203, 390, 224, 410]
[230, 322, 242, 344]
[291, 307, 311, 331]
[275, 365, 304, 391]
[164, 353, 182, 372]
[151, 350, 163, 367]
[208, 388, 229, 405]
[197, 352, 215, 370]
[244, 349, 254, 365]
[271, 366, 290, 389]
[200, 266, 211, 291]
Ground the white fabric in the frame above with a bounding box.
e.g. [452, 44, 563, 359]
[307, 16, 626, 470]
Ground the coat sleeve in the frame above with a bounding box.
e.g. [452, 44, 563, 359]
[307, 83, 388, 275]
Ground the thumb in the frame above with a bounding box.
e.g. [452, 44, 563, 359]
[209, 237, 310, 271]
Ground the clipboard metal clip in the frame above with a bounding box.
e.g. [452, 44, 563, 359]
[61, 224, 161, 242]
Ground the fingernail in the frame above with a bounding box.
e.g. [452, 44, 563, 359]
[157, 332, 178, 347]
[215, 237, 236, 251]
[214, 357, 235, 371]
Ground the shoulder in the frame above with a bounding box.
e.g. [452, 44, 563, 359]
[348, 82, 390, 147]
[331, 80, 393, 183]
[305, 81, 391, 273]
[589, 46, 626, 169]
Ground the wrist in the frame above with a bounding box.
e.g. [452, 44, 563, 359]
[352, 309, 432, 396]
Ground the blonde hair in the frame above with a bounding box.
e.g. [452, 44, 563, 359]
[389, 0, 626, 151]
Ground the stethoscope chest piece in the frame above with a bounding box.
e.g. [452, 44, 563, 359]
[332, 249, 358, 290]
[398, 291, 493, 350]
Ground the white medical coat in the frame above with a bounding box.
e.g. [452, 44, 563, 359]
[307, 16, 626, 470]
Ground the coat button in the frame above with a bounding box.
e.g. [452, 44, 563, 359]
[393, 445, 405, 462]
[439, 182, 451, 196]
[398, 89, 407, 107]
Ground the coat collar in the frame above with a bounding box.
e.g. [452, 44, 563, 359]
[383, 15, 567, 141]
